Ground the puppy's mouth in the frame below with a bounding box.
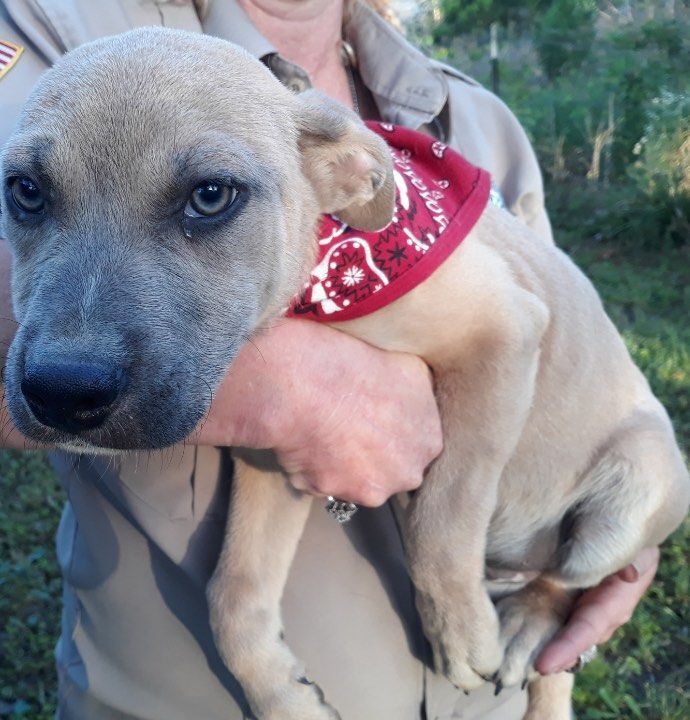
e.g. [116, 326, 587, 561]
[14, 404, 204, 453]
[56, 439, 123, 456]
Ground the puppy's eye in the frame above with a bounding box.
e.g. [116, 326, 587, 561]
[186, 181, 238, 217]
[9, 177, 45, 213]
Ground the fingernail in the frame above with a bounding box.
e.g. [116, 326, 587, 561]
[624, 562, 640, 582]
[631, 558, 650, 578]
[630, 547, 659, 578]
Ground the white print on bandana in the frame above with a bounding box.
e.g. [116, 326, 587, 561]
[342, 266, 365, 286]
[319, 221, 348, 245]
[431, 141, 447, 158]
[307, 238, 390, 314]
[392, 152, 450, 234]
[403, 227, 432, 252]
[394, 169, 410, 211]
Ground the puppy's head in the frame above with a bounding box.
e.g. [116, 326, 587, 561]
[0, 27, 394, 451]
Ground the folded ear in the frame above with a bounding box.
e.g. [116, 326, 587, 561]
[296, 90, 395, 232]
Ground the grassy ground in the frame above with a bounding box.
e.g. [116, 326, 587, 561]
[0, 452, 62, 719]
[0, 184, 688, 718]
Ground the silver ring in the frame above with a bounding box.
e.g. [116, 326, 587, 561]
[567, 645, 598, 673]
[325, 496, 358, 523]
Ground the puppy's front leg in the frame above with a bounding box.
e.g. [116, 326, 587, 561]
[406, 293, 548, 692]
[207, 450, 340, 720]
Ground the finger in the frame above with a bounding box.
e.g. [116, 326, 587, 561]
[617, 547, 660, 583]
[535, 606, 610, 675]
[310, 471, 389, 507]
[617, 564, 639, 583]
[287, 473, 327, 497]
[394, 468, 425, 494]
[537, 581, 628, 674]
[537, 548, 660, 675]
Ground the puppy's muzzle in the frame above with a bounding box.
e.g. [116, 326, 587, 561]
[21, 360, 126, 433]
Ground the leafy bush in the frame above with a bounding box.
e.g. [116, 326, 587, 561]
[433, 0, 548, 39]
[533, 0, 596, 79]
[632, 90, 690, 195]
[547, 180, 690, 251]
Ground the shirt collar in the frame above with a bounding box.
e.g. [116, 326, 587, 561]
[344, 1, 448, 124]
[201, 0, 276, 59]
[202, 0, 448, 127]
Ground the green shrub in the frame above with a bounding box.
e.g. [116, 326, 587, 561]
[632, 90, 690, 195]
[433, 0, 548, 39]
[546, 180, 690, 251]
[533, 0, 596, 79]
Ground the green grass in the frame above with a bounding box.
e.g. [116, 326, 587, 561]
[0, 181, 688, 719]
[0, 452, 63, 719]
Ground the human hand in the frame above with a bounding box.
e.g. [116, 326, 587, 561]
[535, 547, 660, 674]
[192, 319, 443, 506]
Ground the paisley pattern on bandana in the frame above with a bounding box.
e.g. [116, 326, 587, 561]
[287, 122, 493, 322]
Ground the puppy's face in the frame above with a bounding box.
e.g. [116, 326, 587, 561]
[0, 28, 393, 451]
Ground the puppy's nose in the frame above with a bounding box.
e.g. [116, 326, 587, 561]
[21, 361, 125, 433]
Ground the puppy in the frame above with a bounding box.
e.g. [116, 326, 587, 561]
[2, 28, 688, 720]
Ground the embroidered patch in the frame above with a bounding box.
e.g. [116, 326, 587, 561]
[0, 40, 23, 81]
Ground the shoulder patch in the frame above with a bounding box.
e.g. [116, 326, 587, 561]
[0, 40, 24, 81]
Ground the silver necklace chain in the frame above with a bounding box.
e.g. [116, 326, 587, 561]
[341, 40, 360, 116]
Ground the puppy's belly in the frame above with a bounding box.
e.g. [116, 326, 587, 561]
[485, 518, 563, 575]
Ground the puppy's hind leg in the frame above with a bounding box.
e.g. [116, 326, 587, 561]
[553, 409, 689, 591]
[495, 578, 576, 683]
[207, 450, 340, 720]
[525, 673, 574, 720]
[493, 578, 576, 719]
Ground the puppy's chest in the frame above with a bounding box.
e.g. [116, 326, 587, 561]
[287, 123, 503, 323]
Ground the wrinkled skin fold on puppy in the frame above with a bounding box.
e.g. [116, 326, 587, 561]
[2, 28, 688, 720]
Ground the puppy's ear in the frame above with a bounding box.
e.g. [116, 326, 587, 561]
[296, 90, 395, 232]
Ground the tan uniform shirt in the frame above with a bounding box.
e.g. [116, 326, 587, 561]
[0, 1, 546, 718]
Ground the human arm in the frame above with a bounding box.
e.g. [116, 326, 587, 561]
[0, 239, 442, 502]
[190, 317, 442, 506]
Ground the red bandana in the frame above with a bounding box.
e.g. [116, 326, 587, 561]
[287, 122, 491, 323]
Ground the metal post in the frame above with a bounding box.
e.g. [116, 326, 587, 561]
[490, 22, 500, 96]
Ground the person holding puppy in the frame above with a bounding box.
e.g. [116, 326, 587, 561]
[0, 0, 660, 718]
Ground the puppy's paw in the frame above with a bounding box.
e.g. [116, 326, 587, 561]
[208, 580, 341, 720]
[226, 644, 341, 720]
[417, 588, 503, 691]
[494, 592, 565, 688]
[260, 677, 342, 720]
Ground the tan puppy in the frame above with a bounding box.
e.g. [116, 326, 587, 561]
[1, 29, 688, 720]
